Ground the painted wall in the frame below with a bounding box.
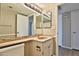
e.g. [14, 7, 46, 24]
[61, 3, 79, 13]
[36, 28, 53, 35]
[58, 14, 62, 46]
[52, 5, 58, 55]
[0, 3, 58, 36]
[35, 4, 60, 36]
[62, 12, 71, 48]
[60, 3, 79, 49]
[0, 4, 16, 35]
[0, 4, 1, 19]
[36, 4, 58, 55]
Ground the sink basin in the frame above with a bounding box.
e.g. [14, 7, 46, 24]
[37, 36, 47, 39]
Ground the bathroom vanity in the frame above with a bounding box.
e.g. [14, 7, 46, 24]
[0, 35, 55, 56]
[24, 36, 53, 56]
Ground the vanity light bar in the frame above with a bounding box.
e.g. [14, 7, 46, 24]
[24, 3, 51, 19]
[24, 3, 42, 14]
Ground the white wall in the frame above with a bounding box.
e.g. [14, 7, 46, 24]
[60, 3, 79, 49]
[61, 3, 79, 13]
[62, 12, 71, 48]
[58, 14, 62, 46]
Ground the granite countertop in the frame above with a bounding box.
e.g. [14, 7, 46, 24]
[0, 35, 56, 48]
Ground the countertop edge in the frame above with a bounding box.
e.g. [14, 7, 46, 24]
[0, 36, 56, 48]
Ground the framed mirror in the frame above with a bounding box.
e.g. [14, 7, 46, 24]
[42, 13, 52, 28]
[36, 11, 52, 29]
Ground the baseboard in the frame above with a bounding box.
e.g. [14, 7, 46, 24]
[59, 45, 72, 49]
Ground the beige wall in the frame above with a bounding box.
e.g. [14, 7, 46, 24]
[35, 4, 59, 55]
[36, 28, 53, 35]
[36, 4, 58, 36]
[41, 4, 58, 55]
[0, 4, 17, 35]
[0, 4, 1, 20]
[52, 5, 58, 55]
[45, 5, 58, 55]
[36, 15, 41, 28]
[0, 3, 59, 36]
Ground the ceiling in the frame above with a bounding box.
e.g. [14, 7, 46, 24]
[0, 3, 62, 15]
[1, 3, 34, 16]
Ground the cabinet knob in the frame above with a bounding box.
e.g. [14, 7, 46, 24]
[36, 46, 41, 51]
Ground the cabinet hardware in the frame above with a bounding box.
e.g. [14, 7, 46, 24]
[36, 46, 40, 48]
[73, 32, 76, 34]
[36, 46, 41, 51]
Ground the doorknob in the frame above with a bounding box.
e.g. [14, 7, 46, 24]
[73, 32, 76, 34]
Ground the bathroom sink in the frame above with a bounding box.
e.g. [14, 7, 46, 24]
[37, 36, 47, 39]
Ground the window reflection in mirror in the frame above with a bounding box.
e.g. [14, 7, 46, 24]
[36, 15, 43, 28]
[42, 14, 52, 28]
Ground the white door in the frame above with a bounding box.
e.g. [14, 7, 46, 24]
[17, 14, 28, 37]
[58, 14, 62, 46]
[71, 10, 79, 50]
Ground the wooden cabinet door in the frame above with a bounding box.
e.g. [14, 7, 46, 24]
[24, 41, 32, 56]
[43, 39, 53, 56]
[31, 41, 43, 56]
[43, 44, 49, 56]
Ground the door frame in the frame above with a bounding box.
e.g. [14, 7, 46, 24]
[57, 13, 62, 46]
